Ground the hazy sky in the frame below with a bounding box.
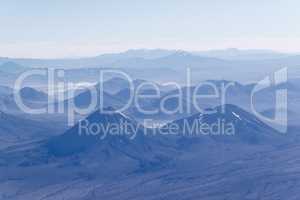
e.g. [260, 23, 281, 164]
[1, 0, 299, 58]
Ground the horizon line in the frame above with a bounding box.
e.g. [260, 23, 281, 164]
[0, 47, 296, 60]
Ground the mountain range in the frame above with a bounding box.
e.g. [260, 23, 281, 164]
[0, 48, 295, 68]
[0, 48, 300, 199]
[1, 49, 300, 86]
[0, 103, 295, 199]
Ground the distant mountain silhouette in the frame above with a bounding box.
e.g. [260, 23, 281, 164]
[61, 87, 124, 111]
[0, 48, 293, 67]
[194, 48, 290, 60]
[99, 77, 132, 94]
[1, 49, 300, 83]
[0, 87, 49, 113]
[0, 61, 26, 73]
[19, 87, 48, 102]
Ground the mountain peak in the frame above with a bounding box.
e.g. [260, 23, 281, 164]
[166, 104, 282, 145]
[46, 108, 140, 156]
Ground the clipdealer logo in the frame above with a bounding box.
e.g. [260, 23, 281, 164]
[251, 68, 288, 133]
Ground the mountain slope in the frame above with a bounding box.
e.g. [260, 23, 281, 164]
[0, 111, 58, 145]
[46, 108, 175, 170]
[163, 104, 284, 145]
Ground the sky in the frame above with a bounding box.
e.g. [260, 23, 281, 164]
[0, 0, 299, 58]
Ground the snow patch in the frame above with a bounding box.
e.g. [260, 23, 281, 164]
[116, 111, 131, 120]
[232, 112, 241, 120]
